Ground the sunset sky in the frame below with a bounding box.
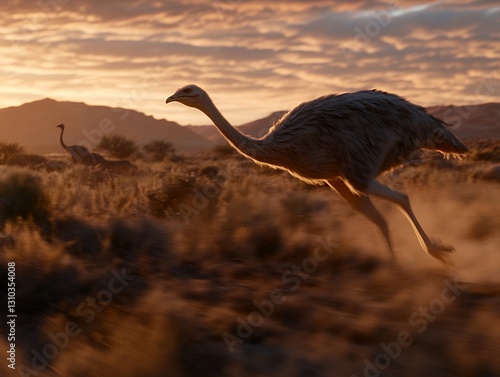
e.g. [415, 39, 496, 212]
[1, 0, 499, 125]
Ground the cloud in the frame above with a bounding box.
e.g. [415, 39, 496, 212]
[0, 0, 498, 125]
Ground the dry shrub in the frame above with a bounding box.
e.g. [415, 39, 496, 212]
[468, 148, 500, 162]
[5, 153, 48, 168]
[143, 140, 175, 161]
[108, 216, 174, 275]
[0, 227, 82, 359]
[98, 134, 137, 159]
[52, 215, 104, 258]
[147, 172, 222, 222]
[147, 173, 197, 218]
[0, 142, 24, 162]
[0, 168, 49, 226]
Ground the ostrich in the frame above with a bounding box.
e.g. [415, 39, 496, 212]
[56, 123, 102, 165]
[57, 123, 90, 162]
[165, 85, 468, 266]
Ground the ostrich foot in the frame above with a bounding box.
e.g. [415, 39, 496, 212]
[426, 239, 455, 267]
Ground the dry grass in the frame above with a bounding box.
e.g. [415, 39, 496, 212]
[0, 144, 499, 377]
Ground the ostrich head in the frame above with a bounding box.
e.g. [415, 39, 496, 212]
[165, 85, 208, 109]
[56, 123, 65, 129]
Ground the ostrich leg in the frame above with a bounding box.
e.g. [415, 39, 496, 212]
[328, 179, 395, 261]
[366, 180, 454, 266]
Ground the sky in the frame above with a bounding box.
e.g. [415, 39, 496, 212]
[0, 0, 499, 125]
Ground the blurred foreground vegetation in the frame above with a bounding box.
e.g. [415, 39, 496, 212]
[0, 140, 499, 377]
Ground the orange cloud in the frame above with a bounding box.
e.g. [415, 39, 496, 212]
[0, 0, 498, 125]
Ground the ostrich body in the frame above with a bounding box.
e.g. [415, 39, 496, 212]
[89, 152, 106, 164]
[166, 85, 468, 266]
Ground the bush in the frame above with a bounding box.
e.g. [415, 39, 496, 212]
[98, 134, 137, 159]
[147, 174, 197, 219]
[0, 169, 48, 224]
[5, 153, 47, 168]
[469, 149, 500, 162]
[143, 140, 175, 161]
[0, 142, 24, 162]
[108, 217, 173, 274]
[147, 173, 222, 222]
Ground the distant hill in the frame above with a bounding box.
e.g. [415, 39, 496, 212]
[189, 104, 500, 143]
[427, 103, 500, 140]
[0, 98, 214, 154]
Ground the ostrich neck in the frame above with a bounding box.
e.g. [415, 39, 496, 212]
[201, 99, 270, 164]
[59, 128, 68, 149]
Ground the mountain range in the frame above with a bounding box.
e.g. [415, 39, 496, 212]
[0, 98, 498, 155]
[0, 98, 213, 154]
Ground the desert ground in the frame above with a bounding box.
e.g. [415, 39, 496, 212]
[0, 138, 499, 377]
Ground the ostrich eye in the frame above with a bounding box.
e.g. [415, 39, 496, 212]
[183, 88, 193, 94]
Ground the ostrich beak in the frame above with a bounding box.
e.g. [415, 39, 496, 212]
[165, 95, 176, 104]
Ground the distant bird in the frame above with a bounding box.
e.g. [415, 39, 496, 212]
[56, 123, 103, 165]
[57, 123, 90, 162]
[166, 85, 469, 266]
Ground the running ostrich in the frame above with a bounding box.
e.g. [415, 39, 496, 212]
[56, 123, 104, 165]
[166, 85, 468, 266]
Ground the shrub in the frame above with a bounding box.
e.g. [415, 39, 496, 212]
[469, 149, 500, 162]
[98, 134, 137, 159]
[143, 140, 175, 161]
[147, 173, 222, 223]
[5, 153, 47, 168]
[108, 216, 173, 276]
[0, 232, 82, 354]
[52, 216, 104, 257]
[0, 142, 24, 162]
[467, 141, 500, 162]
[147, 174, 197, 218]
[0, 169, 48, 224]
